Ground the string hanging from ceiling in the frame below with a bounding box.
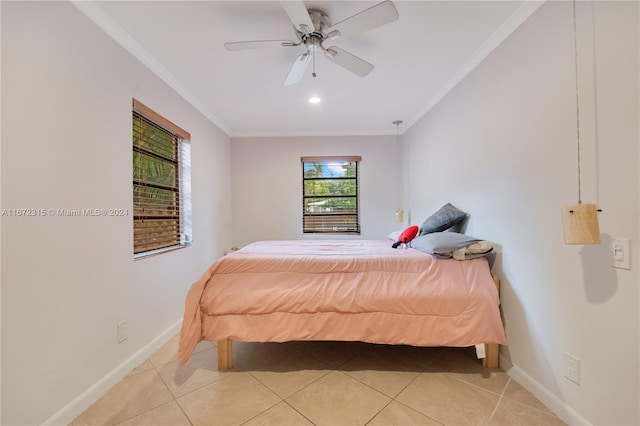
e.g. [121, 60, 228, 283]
[393, 120, 404, 223]
[561, 0, 601, 245]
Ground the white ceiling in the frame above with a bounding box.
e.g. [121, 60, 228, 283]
[78, 1, 543, 137]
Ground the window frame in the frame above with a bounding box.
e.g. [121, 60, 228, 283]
[133, 99, 191, 258]
[301, 155, 361, 235]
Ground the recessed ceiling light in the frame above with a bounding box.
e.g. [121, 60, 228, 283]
[309, 96, 321, 104]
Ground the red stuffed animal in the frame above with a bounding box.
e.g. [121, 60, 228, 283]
[392, 225, 419, 248]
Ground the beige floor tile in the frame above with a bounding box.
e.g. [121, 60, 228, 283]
[73, 369, 173, 426]
[396, 372, 499, 425]
[286, 371, 391, 426]
[448, 369, 510, 396]
[71, 339, 568, 426]
[340, 348, 422, 397]
[244, 401, 313, 426]
[114, 400, 190, 426]
[490, 397, 567, 426]
[368, 401, 442, 425]
[251, 367, 331, 401]
[176, 372, 281, 425]
[150, 334, 214, 367]
[126, 360, 154, 377]
[427, 346, 509, 395]
[156, 347, 230, 397]
[502, 378, 556, 415]
[343, 367, 419, 399]
[236, 345, 331, 398]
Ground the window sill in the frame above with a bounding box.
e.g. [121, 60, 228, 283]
[134, 242, 191, 260]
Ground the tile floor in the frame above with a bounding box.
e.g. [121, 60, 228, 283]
[71, 336, 566, 426]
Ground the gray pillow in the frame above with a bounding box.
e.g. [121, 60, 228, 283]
[411, 232, 493, 259]
[419, 203, 467, 235]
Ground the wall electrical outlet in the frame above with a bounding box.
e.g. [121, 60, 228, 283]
[564, 352, 580, 384]
[117, 320, 128, 343]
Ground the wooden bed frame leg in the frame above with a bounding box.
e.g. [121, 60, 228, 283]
[482, 275, 501, 368]
[483, 343, 499, 368]
[217, 339, 233, 370]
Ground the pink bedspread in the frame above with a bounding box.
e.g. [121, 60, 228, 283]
[178, 240, 506, 363]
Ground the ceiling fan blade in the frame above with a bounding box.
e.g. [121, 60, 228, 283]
[326, 0, 399, 39]
[284, 53, 311, 86]
[280, 1, 314, 34]
[224, 40, 296, 51]
[324, 47, 374, 77]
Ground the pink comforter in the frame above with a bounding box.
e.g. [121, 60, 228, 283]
[178, 240, 506, 363]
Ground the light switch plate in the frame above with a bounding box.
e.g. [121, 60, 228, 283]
[611, 238, 631, 270]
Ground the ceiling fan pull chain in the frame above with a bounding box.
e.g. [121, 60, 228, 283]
[312, 49, 317, 78]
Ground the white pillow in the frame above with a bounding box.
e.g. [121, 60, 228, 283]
[387, 230, 402, 241]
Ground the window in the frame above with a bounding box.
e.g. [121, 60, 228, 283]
[133, 99, 191, 256]
[302, 156, 361, 234]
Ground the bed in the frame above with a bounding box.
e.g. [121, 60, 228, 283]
[178, 239, 506, 370]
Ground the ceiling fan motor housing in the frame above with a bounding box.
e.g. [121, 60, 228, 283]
[299, 9, 331, 52]
[307, 9, 331, 34]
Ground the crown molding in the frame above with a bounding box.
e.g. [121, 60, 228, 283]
[71, 0, 544, 138]
[230, 128, 397, 138]
[70, 0, 232, 136]
[403, 1, 546, 133]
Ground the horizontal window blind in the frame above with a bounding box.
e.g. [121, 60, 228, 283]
[133, 100, 190, 255]
[302, 156, 361, 234]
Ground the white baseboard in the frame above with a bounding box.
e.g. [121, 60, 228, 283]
[499, 354, 592, 426]
[42, 319, 183, 426]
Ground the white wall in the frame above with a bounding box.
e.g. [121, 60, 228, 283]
[1, 2, 231, 425]
[231, 136, 401, 247]
[401, 2, 638, 425]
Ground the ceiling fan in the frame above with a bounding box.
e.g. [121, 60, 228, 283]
[224, 1, 399, 85]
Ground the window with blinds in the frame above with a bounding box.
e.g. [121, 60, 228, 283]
[133, 99, 191, 256]
[302, 156, 361, 234]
